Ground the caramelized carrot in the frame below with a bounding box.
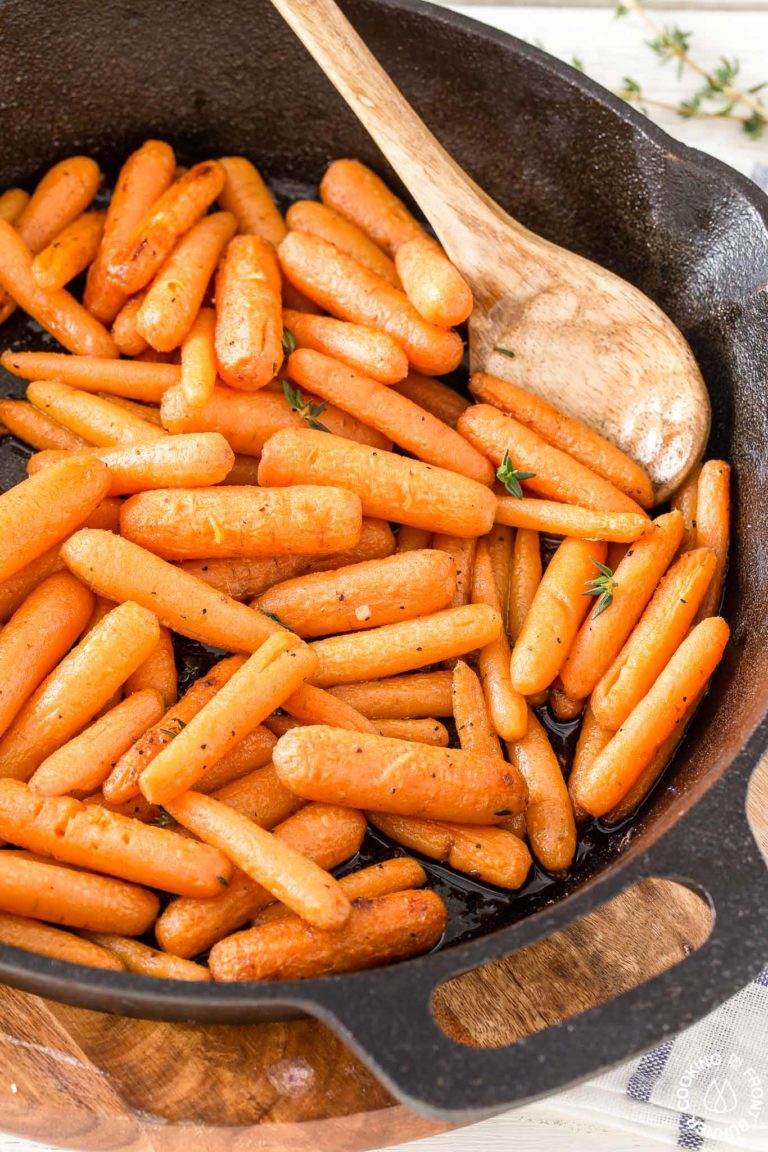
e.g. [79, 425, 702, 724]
[507, 708, 576, 873]
[27, 381, 165, 446]
[432, 534, 476, 611]
[395, 234, 473, 327]
[124, 626, 178, 709]
[286, 199, 399, 285]
[85, 933, 211, 981]
[672, 464, 701, 556]
[373, 718, 450, 746]
[396, 525, 432, 553]
[17, 156, 101, 254]
[215, 234, 283, 390]
[320, 159, 422, 256]
[495, 497, 650, 544]
[1, 349, 179, 402]
[508, 528, 541, 643]
[328, 671, 453, 718]
[180, 306, 217, 408]
[31, 210, 105, 292]
[694, 460, 730, 620]
[472, 540, 527, 741]
[391, 371, 470, 428]
[111, 290, 149, 356]
[195, 727, 278, 795]
[0, 913, 124, 970]
[217, 157, 286, 245]
[254, 856, 426, 926]
[283, 309, 408, 384]
[211, 764, 304, 826]
[0, 399, 90, 452]
[568, 704, 615, 822]
[282, 682, 377, 734]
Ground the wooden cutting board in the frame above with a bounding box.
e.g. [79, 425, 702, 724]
[0, 760, 763, 1152]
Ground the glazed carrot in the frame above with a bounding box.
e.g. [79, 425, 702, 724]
[395, 234, 473, 327]
[329, 671, 453, 718]
[85, 933, 211, 981]
[320, 159, 422, 257]
[568, 704, 617, 822]
[111, 291, 149, 356]
[508, 528, 541, 642]
[274, 725, 526, 823]
[161, 380, 390, 454]
[164, 790, 350, 930]
[396, 525, 432, 552]
[287, 349, 492, 485]
[506, 707, 576, 873]
[211, 765, 305, 826]
[606, 541, 630, 572]
[259, 429, 496, 537]
[309, 604, 501, 688]
[0, 221, 117, 356]
[278, 231, 463, 376]
[487, 525, 513, 618]
[470, 373, 654, 509]
[107, 161, 225, 294]
[60, 530, 283, 652]
[391, 371, 470, 428]
[103, 655, 246, 804]
[283, 309, 408, 384]
[694, 460, 730, 620]
[16, 157, 101, 254]
[83, 791, 157, 824]
[121, 484, 363, 562]
[137, 211, 237, 351]
[0, 780, 231, 896]
[282, 681, 376, 734]
[217, 157, 286, 245]
[196, 728, 278, 794]
[124, 627, 177, 709]
[472, 540, 527, 740]
[0, 573, 94, 742]
[31, 210, 105, 292]
[256, 549, 456, 638]
[180, 306, 217, 407]
[672, 464, 701, 556]
[0, 601, 159, 781]
[254, 856, 427, 926]
[177, 518, 395, 599]
[0, 188, 29, 225]
[27, 381, 165, 447]
[215, 234, 283, 390]
[452, 660, 502, 758]
[0, 852, 159, 934]
[591, 548, 717, 729]
[155, 803, 365, 957]
[140, 634, 318, 805]
[286, 200, 399, 286]
[559, 510, 684, 700]
[85, 140, 177, 323]
[0, 913, 124, 970]
[458, 404, 646, 516]
[223, 455, 262, 485]
[431, 535, 476, 612]
[495, 497, 650, 544]
[0, 350, 179, 401]
[0, 456, 111, 584]
[510, 538, 607, 696]
[372, 718, 450, 746]
[548, 681, 584, 722]
[0, 399, 90, 451]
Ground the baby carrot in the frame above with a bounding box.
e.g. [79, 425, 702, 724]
[282, 682, 377, 734]
[85, 139, 177, 323]
[672, 464, 701, 556]
[309, 603, 501, 688]
[487, 525, 513, 619]
[695, 460, 730, 620]
[278, 231, 464, 376]
[111, 291, 149, 356]
[84, 933, 211, 981]
[180, 306, 217, 408]
[0, 912, 124, 970]
[559, 510, 684, 701]
[395, 234, 473, 327]
[548, 681, 584, 722]
[287, 349, 493, 485]
[223, 455, 262, 485]
[567, 704, 614, 822]
[196, 728, 278, 795]
[458, 404, 646, 516]
[470, 373, 654, 509]
[217, 157, 286, 245]
[472, 540, 527, 741]
[0, 455, 111, 584]
[140, 634, 318, 805]
[510, 538, 608, 696]
[107, 161, 225, 294]
[27, 381, 165, 446]
[254, 856, 427, 926]
[215, 234, 283, 390]
[452, 660, 502, 758]
[495, 497, 650, 543]
[508, 527, 541, 645]
[0, 188, 29, 225]
[1, 349, 179, 402]
[591, 548, 717, 730]
[31, 210, 105, 292]
[283, 310, 408, 384]
[0, 221, 117, 357]
[60, 530, 283, 652]
[124, 627, 177, 708]
[273, 725, 526, 823]
[507, 707, 576, 873]
[391, 371, 470, 428]
[286, 199, 399, 286]
[320, 159, 422, 257]
[258, 428, 496, 537]
[255, 549, 456, 637]
[373, 718, 450, 746]
[396, 526, 432, 552]
[0, 399, 90, 451]
[0, 780, 232, 897]
[211, 764, 305, 826]
[432, 534, 476, 611]
[329, 671, 454, 718]
[17, 157, 101, 253]
[136, 211, 236, 351]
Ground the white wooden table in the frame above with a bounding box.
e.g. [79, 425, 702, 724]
[1, 4, 765, 1152]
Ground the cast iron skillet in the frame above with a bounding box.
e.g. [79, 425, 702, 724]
[0, 0, 767, 1122]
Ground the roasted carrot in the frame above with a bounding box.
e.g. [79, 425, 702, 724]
[274, 725, 526, 823]
[211, 764, 305, 826]
[329, 671, 453, 719]
[395, 234, 473, 327]
[155, 803, 366, 957]
[559, 510, 684, 701]
[320, 159, 422, 257]
[217, 157, 286, 245]
[85, 140, 177, 323]
[196, 727, 278, 795]
[0, 399, 90, 452]
[470, 373, 654, 509]
[17, 157, 101, 254]
[0, 779, 231, 896]
[672, 464, 701, 556]
[572, 617, 730, 816]
[137, 211, 236, 351]
[508, 528, 542, 643]
[495, 497, 650, 543]
[430, 536, 475, 614]
[591, 548, 717, 729]
[215, 234, 283, 390]
[568, 704, 616, 822]
[222, 455, 262, 485]
[124, 627, 177, 709]
[180, 306, 217, 408]
[286, 199, 399, 285]
[391, 371, 470, 428]
[282, 681, 377, 734]
[283, 309, 408, 384]
[372, 718, 450, 746]
[0, 912, 125, 970]
[695, 460, 730, 620]
[472, 540, 527, 740]
[111, 290, 149, 356]
[487, 524, 513, 618]
[395, 525, 432, 553]
[452, 660, 502, 758]
[1, 351, 178, 405]
[85, 933, 211, 981]
[107, 161, 225, 294]
[278, 231, 463, 376]
[27, 381, 165, 447]
[548, 681, 584, 722]
[259, 428, 496, 537]
[30, 209, 105, 293]
[0, 188, 29, 225]
[61, 529, 283, 652]
[254, 856, 427, 926]
[506, 707, 576, 872]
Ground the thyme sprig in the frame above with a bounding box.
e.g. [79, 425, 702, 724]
[584, 557, 617, 619]
[496, 449, 536, 499]
[282, 380, 330, 432]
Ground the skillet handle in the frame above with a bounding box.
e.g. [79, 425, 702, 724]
[318, 762, 768, 1120]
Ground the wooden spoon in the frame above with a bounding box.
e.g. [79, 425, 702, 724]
[269, 0, 710, 503]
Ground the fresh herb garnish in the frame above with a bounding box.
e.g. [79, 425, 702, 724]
[282, 380, 330, 432]
[496, 450, 536, 499]
[259, 608, 296, 633]
[584, 557, 617, 619]
[153, 807, 177, 828]
[158, 717, 187, 741]
[282, 328, 297, 356]
[494, 346, 516, 359]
